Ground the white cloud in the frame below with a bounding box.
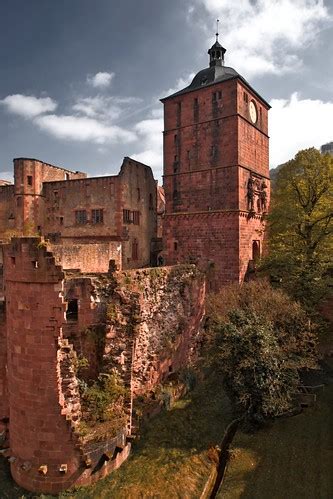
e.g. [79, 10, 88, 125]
[0, 94, 57, 118]
[132, 114, 164, 178]
[191, 0, 331, 77]
[87, 71, 115, 88]
[0, 171, 14, 183]
[269, 92, 333, 166]
[72, 95, 142, 121]
[162, 73, 195, 98]
[34, 114, 136, 145]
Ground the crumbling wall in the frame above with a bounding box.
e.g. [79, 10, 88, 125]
[98, 265, 205, 408]
[50, 242, 122, 273]
[2, 238, 204, 494]
[3, 238, 82, 493]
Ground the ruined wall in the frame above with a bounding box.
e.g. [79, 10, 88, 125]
[3, 238, 82, 493]
[2, 238, 203, 493]
[13, 158, 86, 234]
[2, 238, 130, 493]
[50, 242, 122, 273]
[0, 184, 15, 237]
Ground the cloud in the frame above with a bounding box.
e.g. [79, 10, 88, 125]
[132, 113, 164, 178]
[0, 171, 14, 183]
[269, 92, 333, 166]
[0, 94, 57, 118]
[87, 71, 115, 88]
[191, 0, 331, 77]
[72, 95, 142, 121]
[34, 114, 137, 144]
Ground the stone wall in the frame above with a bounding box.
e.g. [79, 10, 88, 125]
[162, 74, 270, 289]
[1, 238, 204, 493]
[50, 242, 122, 273]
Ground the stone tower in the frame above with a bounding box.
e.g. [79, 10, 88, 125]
[161, 33, 270, 289]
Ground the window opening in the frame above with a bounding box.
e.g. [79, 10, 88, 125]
[132, 238, 138, 260]
[27, 175, 33, 186]
[75, 210, 87, 224]
[91, 209, 103, 224]
[66, 299, 78, 321]
[123, 209, 132, 224]
[132, 211, 140, 225]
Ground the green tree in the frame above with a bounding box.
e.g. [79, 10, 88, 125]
[266, 147, 333, 308]
[206, 281, 317, 428]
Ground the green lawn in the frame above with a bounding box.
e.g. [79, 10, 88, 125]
[0, 374, 232, 499]
[221, 382, 333, 499]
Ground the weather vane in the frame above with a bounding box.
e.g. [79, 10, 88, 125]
[216, 19, 220, 41]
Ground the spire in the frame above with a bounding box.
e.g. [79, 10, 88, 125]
[208, 18, 226, 67]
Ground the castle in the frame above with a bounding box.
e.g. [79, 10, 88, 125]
[0, 34, 270, 493]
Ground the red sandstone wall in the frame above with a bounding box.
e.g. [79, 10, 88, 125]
[50, 242, 122, 272]
[162, 75, 270, 286]
[3, 238, 82, 493]
[0, 184, 15, 237]
[13, 158, 86, 235]
[0, 301, 8, 427]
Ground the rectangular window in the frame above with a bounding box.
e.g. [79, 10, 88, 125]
[75, 210, 87, 224]
[217, 90, 222, 99]
[212, 92, 217, 101]
[60, 216, 64, 225]
[27, 175, 33, 186]
[123, 209, 132, 224]
[91, 209, 104, 224]
[244, 92, 248, 103]
[132, 239, 138, 261]
[132, 211, 140, 225]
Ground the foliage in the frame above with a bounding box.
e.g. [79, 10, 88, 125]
[213, 310, 299, 426]
[265, 147, 333, 309]
[206, 280, 318, 427]
[80, 371, 127, 427]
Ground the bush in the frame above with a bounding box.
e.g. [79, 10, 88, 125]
[206, 280, 318, 428]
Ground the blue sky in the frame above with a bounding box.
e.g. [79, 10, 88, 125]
[1, 0, 333, 182]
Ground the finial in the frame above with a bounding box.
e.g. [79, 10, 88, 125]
[216, 19, 219, 42]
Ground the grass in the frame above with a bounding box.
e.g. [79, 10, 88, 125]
[0, 373, 232, 498]
[221, 379, 333, 499]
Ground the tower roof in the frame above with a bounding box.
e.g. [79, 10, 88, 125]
[161, 28, 270, 108]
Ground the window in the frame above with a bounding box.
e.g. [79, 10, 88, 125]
[174, 241, 178, 251]
[193, 97, 199, 121]
[66, 299, 78, 321]
[132, 210, 140, 225]
[174, 134, 178, 144]
[212, 92, 217, 101]
[75, 210, 87, 224]
[59, 216, 64, 225]
[92, 209, 104, 224]
[32, 260, 38, 269]
[27, 175, 33, 186]
[54, 190, 59, 199]
[244, 92, 248, 103]
[137, 188, 141, 201]
[132, 238, 138, 261]
[217, 91, 222, 99]
[123, 209, 132, 224]
[65, 173, 70, 180]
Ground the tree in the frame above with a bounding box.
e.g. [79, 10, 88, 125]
[206, 280, 318, 428]
[266, 148, 333, 308]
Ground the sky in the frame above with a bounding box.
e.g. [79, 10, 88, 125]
[0, 0, 333, 182]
